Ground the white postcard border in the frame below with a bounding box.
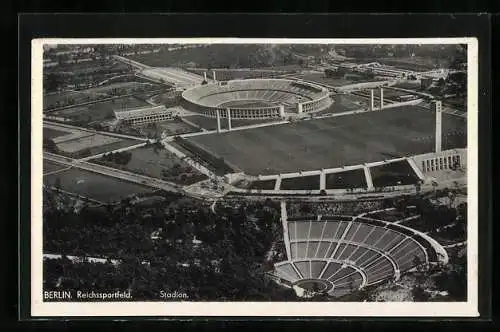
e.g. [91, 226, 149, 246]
[30, 37, 479, 317]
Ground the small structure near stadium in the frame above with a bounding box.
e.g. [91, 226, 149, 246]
[114, 105, 174, 126]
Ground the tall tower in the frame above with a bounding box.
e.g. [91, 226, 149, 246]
[370, 89, 375, 111]
[434, 100, 442, 153]
[216, 109, 221, 133]
[297, 103, 303, 114]
[227, 108, 232, 131]
[379, 87, 384, 110]
[279, 105, 285, 118]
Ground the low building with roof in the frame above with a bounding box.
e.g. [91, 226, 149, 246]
[114, 105, 174, 125]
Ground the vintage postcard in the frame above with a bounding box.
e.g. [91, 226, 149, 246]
[31, 38, 478, 317]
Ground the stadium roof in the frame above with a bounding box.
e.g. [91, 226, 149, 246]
[114, 105, 171, 120]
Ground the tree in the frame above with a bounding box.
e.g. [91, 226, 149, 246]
[54, 176, 62, 189]
[411, 285, 429, 302]
[415, 181, 421, 194]
[45, 73, 64, 92]
[43, 138, 59, 153]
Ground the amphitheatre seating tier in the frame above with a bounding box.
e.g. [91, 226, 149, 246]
[273, 214, 442, 297]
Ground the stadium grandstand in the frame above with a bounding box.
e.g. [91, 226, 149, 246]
[182, 78, 332, 120]
[354, 62, 417, 78]
[114, 105, 174, 125]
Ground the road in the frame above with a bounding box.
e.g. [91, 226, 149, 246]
[43, 87, 168, 113]
[44, 120, 151, 142]
[43, 152, 203, 199]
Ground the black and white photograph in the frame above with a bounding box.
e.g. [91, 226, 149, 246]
[30, 38, 478, 317]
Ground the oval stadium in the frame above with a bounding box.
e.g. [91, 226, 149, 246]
[270, 214, 448, 298]
[181, 78, 333, 119]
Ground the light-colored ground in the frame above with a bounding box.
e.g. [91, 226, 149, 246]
[57, 134, 122, 153]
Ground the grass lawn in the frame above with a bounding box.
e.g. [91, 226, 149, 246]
[43, 127, 72, 140]
[44, 168, 153, 202]
[280, 175, 320, 190]
[43, 160, 69, 175]
[87, 138, 141, 156]
[91, 145, 207, 185]
[370, 160, 420, 188]
[188, 105, 466, 175]
[325, 169, 367, 189]
[44, 91, 96, 110]
[50, 96, 150, 124]
[248, 179, 277, 190]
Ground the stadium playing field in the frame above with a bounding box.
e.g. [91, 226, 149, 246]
[43, 159, 70, 175]
[188, 105, 466, 175]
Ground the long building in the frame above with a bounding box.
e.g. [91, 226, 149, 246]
[140, 67, 205, 89]
[114, 105, 174, 126]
